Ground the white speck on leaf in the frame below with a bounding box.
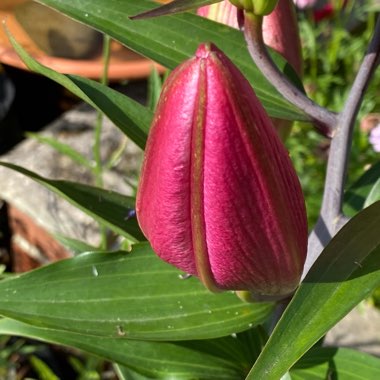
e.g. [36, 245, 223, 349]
[116, 325, 126, 336]
[92, 266, 99, 277]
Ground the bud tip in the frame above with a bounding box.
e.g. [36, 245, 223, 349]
[196, 42, 213, 59]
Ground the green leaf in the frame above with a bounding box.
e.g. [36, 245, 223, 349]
[53, 234, 99, 255]
[246, 201, 380, 379]
[147, 67, 163, 112]
[364, 177, 380, 208]
[176, 326, 267, 375]
[0, 162, 144, 242]
[0, 318, 244, 379]
[114, 365, 151, 380]
[35, 0, 306, 121]
[0, 243, 273, 341]
[131, 0, 221, 20]
[290, 347, 380, 380]
[344, 161, 380, 216]
[8, 31, 151, 149]
[26, 132, 94, 170]
[29, 356, 60, 380]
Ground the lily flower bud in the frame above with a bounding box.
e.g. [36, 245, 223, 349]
[263, 0, 303, 77]
[262, 0, 303, 140]
[136, 43, 307, 300]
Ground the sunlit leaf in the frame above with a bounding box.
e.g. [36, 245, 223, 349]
[0, 162, 143, 242]
[0, 243, 274, 341]
[35, 0, 306, 121]
[364, 177, 380, 208]
[0, 318, 243, 379]
[131, 0, 220, 20]
[344, 161, 380, 216]
[290, 347, 380, 380]
[8, 31, 151, 149]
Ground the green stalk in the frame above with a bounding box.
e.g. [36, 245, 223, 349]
[93, 34, 111, 249]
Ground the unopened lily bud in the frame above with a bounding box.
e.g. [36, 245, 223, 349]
[263, 0, 302, 77]
[229, 0, 278, 15]
[262, 0, 303, 139]
[136, 43, 307, 300]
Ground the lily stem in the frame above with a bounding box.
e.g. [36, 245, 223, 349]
[306, 15, 380, 272]
[268, 296, 292, 334]
[242, 11, 337, 136]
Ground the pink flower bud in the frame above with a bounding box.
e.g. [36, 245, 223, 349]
[263, 0, 303, 140]
[136, 43, 307, 300]
[263, 0, 303, 77]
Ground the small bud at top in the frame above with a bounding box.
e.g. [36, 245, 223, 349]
[229, 0, 278, 15]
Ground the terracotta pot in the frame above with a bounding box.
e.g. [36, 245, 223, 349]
[1, 0, 28, 11]
[0, 1, 165, 80]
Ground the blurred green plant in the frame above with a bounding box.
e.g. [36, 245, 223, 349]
[288, 1, 380, 226]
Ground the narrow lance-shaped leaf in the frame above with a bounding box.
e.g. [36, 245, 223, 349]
[35, 0, 306, 121]
[0, 243, 274, 341]
[53, 234, 99, 255]
[0, 318, 245, 380]
[26, 132, 94, 170]
[7, 30, 151, 149]
[246, 201, 380, 379]
[290, 347, 380, 380]
[131, 0, 222, 19]
[147, 67, 164, 112]
[364, 177, 380, 208]
[344, 160, 380, 216]
[0, 162, 144, 242]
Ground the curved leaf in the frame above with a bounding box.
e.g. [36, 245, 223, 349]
[247, 201, 380, 379]
[131, 0, 220, 20]
[0, 243, 273, 341]
[35, 0, 306, 121]
[0, 162, 144, 242]
[53, 234, 98, 255]
[26, 132, 94, 169]
[7, 31, 151, 149]
[344, 161, 380, 216]
[291, 347, 380, 380]
[0, 318, 243, 379]
[364, 177, 380, 208]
